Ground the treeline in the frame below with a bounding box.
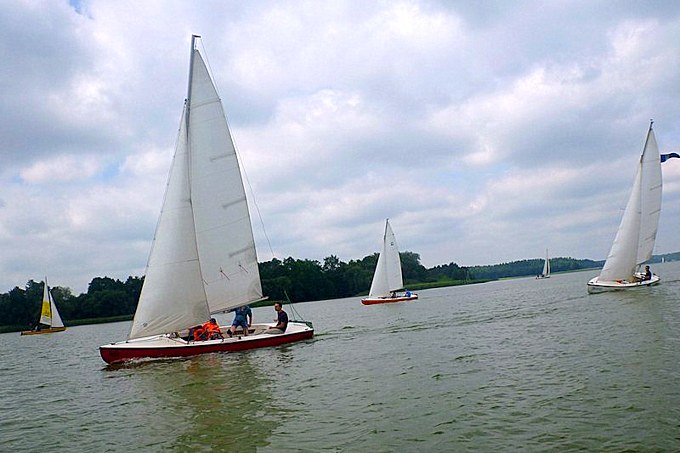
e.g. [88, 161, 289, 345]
[0, 252, 608, 330]
[469, 257, 604, 280]
[0, 277, 143, 331]
[260, 251, 434, 302]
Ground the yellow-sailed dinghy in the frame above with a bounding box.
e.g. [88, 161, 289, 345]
[21, 277, 66, 335]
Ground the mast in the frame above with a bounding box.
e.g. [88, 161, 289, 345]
[186, 35, 199, 125]
[186, 34, 212, 317]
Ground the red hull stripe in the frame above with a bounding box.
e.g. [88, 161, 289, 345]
[361, 296, 418, 305]
[100, 330, 314, 364]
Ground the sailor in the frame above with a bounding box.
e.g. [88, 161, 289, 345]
[202, 318, 223, 340]
[191, 325, 207, 341]
[229, 305, 252, 337]
[266, 303, 288, 334]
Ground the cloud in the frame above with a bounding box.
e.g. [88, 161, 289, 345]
[1, 0, 680, 292]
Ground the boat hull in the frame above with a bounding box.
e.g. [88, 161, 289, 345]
[20, 327, 66, 336]
[99, 322, 314, 364]
[587, 275, 660, 293]
[361, 294, 418, 305]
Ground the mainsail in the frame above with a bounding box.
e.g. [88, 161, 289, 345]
[129, 40, 263, 340]
[368, 219, 404, 297]
[597, 125, 662, 282]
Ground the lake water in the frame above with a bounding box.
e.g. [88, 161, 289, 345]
[1, 262, 679, 452]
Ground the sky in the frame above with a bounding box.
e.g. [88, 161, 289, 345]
[1, 0, 680, 294]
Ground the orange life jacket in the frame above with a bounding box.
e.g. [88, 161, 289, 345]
[203, 321, 222, 338]
[193, 327, 207, 341]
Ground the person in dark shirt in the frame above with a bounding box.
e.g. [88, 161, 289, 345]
[267, 302, 288, 334]
[643, 265, 652, 281]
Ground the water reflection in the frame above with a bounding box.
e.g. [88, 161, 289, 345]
[103, 352, 278, 452]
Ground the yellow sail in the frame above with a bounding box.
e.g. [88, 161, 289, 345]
[39, 282, 52, 325]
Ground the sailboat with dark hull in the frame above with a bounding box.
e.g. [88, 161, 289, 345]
[100, 36, 313, 364]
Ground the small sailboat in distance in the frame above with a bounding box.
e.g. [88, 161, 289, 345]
[21, 278, 66, 335]
[587, 121, 662, 293]
[99, 35, 313, 364]
[536, 249, 550, 279]
[361, 219, 418, 305]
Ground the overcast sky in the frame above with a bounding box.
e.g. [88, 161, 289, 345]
[2, 0, 680, 293]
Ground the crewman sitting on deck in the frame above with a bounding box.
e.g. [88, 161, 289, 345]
[202, 318, 224, 340]
[191, 325, 207, 341]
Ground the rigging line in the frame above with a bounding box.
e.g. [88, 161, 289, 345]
[240, 156, 276, 260]
[284, 290, 305, 321]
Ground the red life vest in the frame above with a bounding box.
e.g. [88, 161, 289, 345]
[203, 321, 222, 339]
[193, 327, 207, 341]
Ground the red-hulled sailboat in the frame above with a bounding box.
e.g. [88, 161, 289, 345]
[100, 35, 313, 364]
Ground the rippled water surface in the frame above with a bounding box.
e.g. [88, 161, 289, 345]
[2, 263, 679, 452]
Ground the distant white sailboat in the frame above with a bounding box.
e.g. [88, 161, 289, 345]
[21, 278, 66, 335]
[587, 122, 662, 293]
[536, 249, 551, 279]
[100, 35, 313, 363]
[362, 219, 418, 305]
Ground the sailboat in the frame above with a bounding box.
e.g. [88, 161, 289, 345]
[536, 249, 550, 279]
[100, 36, 313, 364]
[20, 278, 66, 335]
[361, 219, 418, 305]
[587, 122, 662, 293]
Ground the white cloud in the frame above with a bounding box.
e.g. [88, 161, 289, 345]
[20, 155, 104, 183]
[1, 0, 680, 292]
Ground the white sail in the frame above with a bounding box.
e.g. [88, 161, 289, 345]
[542, 249, 550, 277]
[39, 278, 64, 328]
[368, 219, 404, 297]
[129, 40, 262, 340]
[188, 49, 263, 314]
[49, 289, 64, 329]
[636, 130, 662, 265]
[597, 125, 662, 282]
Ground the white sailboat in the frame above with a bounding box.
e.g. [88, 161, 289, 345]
[21, 278, 66, 335]
[100, 35, 313, 364]
[361, 219, 417, 305]
[587, 122, 662, 293]
[536, 249, 550, 279]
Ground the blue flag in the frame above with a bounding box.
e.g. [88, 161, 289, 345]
[661, 152, 680, 163]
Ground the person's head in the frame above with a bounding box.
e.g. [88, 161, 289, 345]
[210, 318, 217, 324]
[645, 265, 650, 270]
[274, 303, 282, 312]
